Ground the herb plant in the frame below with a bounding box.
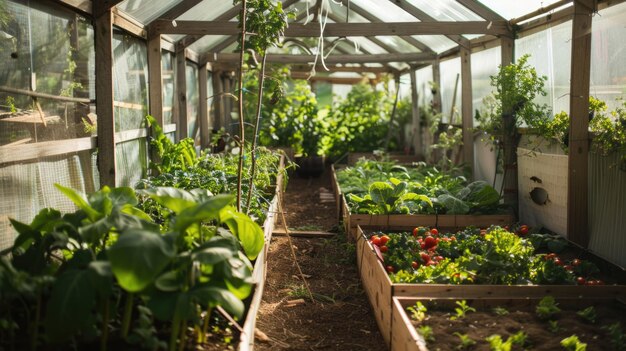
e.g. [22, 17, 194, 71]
[536, 296, 561, 320]
[561, 335, 587, 351]
[407, 301, 428, 322]
[450, 300, 476, 320]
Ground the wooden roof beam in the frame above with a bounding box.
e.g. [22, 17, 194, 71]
[204, 52, 436, 64]
[153, 21, 511, 36]
[146, 0, 204, 31]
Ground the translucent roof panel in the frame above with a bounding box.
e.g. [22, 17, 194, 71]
[188, 36, 230, 53]
[177, 1, 234, 21]
[476, 0, 565, 20]
[405, 0, 483, 21]
[351, 0, 418, 22]
[326, 1, 369, 23]
[331, 38, 387, 55]
[412, 35, 457, 53]
[117, 0, 182, 24]
[375, 36, 421, 53]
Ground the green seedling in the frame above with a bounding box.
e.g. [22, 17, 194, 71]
[560, 335, 587, 351]
[454, 332, 476, 350]
[492, 306, 509, 316]
[417, 325, 435, 343]
[407, 301, 428, 322]
[450, 300, 476, 320]
[536, 296, 560, 320]
[576, 306, 597, 324]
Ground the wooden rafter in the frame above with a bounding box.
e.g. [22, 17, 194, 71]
[339, 0, 434, 54]
[148, 0, 203, 24]
[49, 0, 91, 15]
[455, 0, 506, 21]
[153, 21, 510, 37]
[95, 0, 124, 17]
[289, 64, 391, 73]
[204, 52, 436, 64]
[388, 0, 471, 47]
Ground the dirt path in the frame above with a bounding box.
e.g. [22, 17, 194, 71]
[254, 167, 387, 351]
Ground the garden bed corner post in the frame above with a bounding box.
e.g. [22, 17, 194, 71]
[567, 0, 593, 248]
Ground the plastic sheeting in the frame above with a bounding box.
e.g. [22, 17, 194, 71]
[186, 63, 200, 143]
[516, 21, 572, 115]
[439, 57, 462, 124]
[589, 152, 626, 268]
[590, 2, 626, 111]
[471, 46, 500, 124]
[113, 31, 149, 131]
[162, 50, 176, 125]
[0, 151, 98, 250]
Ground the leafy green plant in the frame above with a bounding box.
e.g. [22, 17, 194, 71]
[492, 306, 509, 316]
[348, 178, 432, 215]
[417, 325, 435, 343]
[450, 300, 476, 320]
[146, 115, 198, 174]
[454, 332, 476, 350]
[561, 335, 587, 351]
[548, 320, 562, 333]
[576, 306, 597, 324]
[407, 301, 428, 322]
[603, 322, 626, 351]
[536, 296, 561, 320]
[486, 331, 528, 351]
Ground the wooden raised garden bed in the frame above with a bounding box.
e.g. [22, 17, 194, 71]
[238, 156, 284, 351]
[391, 296, 626, 351]
[355, 225, 626, 348]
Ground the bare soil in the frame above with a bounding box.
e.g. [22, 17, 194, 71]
[254, 167, 387, 351]
[408, 300, 626, 351]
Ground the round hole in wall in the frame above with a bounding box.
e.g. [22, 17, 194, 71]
[530, 187, 549, 205]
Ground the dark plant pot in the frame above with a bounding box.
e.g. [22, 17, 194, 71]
[295, 156, 325, 177]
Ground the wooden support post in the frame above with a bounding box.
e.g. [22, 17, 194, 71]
[94, 7, 116, 187]
[567, 0, 593, 247]
[431, 59, 442, 114]
[499, 36, 518, 218]
[147, 33, 163, 126]
[410, 69, 421, 157]
[176, 48, 188, 141]
[460, 47, 474, 176]
[198, 63, 210, 149]
[212, 70, 225, 131]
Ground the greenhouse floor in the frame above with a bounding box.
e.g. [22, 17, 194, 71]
[255, 167, 386, 350]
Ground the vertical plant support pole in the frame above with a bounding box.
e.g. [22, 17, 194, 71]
[461, 47, 474, 176]
[384, 74, 401, 151]
[246, 53, 268, 213]
[94, 4, 116, 187]
[567, 0, 593, 247]
[212, 71, 225, 131]
[431, 58, 443, 163]
[198, 63, 211, 149]
[236, 0, 248, 211]
[176, 48, 188, 142]
[499, 36, 517, 217]
[410, 68, 421, 156]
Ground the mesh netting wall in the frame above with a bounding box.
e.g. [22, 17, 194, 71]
[162, 50, 175, 125]
[115, 138, 148, 187]
[0, 150, 98, 250]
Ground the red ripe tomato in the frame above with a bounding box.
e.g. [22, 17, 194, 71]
[554, 259, 564, 266]
[386, 265, 394, 273]
[411, 261, 419, 269]
[564, 265, 574, 272]
[371, 235, 381, 246]
[379, 245, 389, 253]
[504, 225, 510, 231]
[430, 228, 439, 236]
[546, 253, 557, 260]
[518, 224, 529, 236]
[434, 256, 444, 262]
[420, 242, 426, 249]
[420, 252, 431, 263]
[576, 277, 586, 285]
[586, 280, 597, 286]
[572, 259, 582, 266]
[595, 280, 605, 285]
[480, 229, 487, 236]
[424, 236, 437, 249]
[426, 261, 438, 266]
[379, 235, 390, 246]
[450, 236, 456, 241]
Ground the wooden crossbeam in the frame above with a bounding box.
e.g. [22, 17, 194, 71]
[204, 52, 436, 64]
[455, 0, 506, 21]
[153, 20, 510, 37]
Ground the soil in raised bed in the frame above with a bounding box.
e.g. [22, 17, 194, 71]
[408, 300, 626, 351]
[255, 167, 387, 351]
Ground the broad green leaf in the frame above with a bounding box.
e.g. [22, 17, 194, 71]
[219, 207, 264, 260]
[392, 181, 408, 198]
[174, 194, 235, 232]
[192, 246, 234, 265]
[190, 285, 245, 319]
[155, 270, 185, 292]
[55, 184, 99, 220]
[88, 261, 113, 299]
[44, 269, 96, 342]
[87, 189, 113, 216]
[121, 204, 153, 222]
[464, 181, 500, 207]
[347, 193, 365, 203]
[111, 210, 159, 232]
[389, 177, 402, 186]
[10, 219, 38, 252]
[78, 216, 113, 244]
[368, 182, 394, 205]
[436, 194, 470, 214]
[108, 229, 174, 292]
[401, 193, 433, 207]
[109, 187, 138, 207]
[141, 187, 197, 214]
[30, 208, 63, 231]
